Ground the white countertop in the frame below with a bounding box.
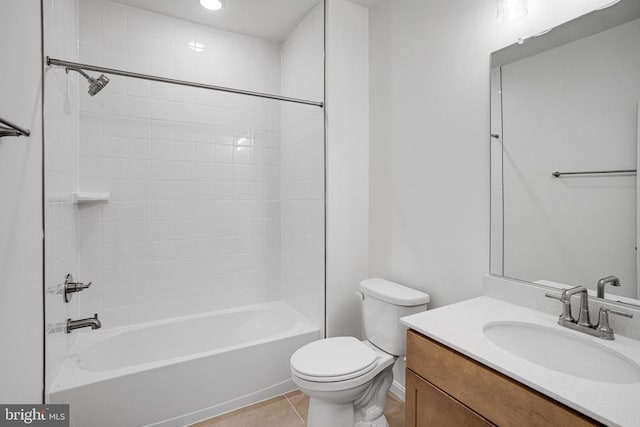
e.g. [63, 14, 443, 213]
[401, 296, 640, 427]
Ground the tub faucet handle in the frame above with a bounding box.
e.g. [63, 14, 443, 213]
[64, 273, 93, 303]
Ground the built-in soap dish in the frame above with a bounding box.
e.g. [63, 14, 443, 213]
[74, 192, 110, 204]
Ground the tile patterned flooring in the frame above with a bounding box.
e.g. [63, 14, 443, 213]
[193, 390, 405, 427]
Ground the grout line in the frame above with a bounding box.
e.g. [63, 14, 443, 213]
[284, 393, 305, 425]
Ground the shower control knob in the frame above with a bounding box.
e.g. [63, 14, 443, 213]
[64, 274, 93, 303]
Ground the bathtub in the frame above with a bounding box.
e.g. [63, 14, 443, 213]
[49, 301, 320, 427]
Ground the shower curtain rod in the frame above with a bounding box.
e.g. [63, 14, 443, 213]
[46, 57, 324, 108]
[0, 116, 31, 138]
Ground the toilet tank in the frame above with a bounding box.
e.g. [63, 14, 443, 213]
[359, 278, 430, 356]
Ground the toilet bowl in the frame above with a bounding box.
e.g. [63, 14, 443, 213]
[291, 338, 395, 427]
[290, 278, 430, 427]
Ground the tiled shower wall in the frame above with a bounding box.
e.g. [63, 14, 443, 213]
[75, 0, 284, 326]
[280, 4, 325, 330]
[44, 0, 81, 389]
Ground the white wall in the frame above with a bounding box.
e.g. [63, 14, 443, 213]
[368, 0, 614, 308]
[0, 0, 43, 403]
[280, 4, 326, 331]
[280, 0, 371, 338]
[368, 0, 613, 392]
[326, 0, 370, 338]
[72, 0, 283, 327]
[501, 18, 640, 297]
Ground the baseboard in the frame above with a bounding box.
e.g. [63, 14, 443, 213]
[148, 379, 296, 427]
[389, 380, 405, 402]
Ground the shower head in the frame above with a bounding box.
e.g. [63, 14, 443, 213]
[65, 67, 110, 96]
[87, 74, 110, 96]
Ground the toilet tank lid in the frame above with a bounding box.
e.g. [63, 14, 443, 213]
[359, 278, 430, 306]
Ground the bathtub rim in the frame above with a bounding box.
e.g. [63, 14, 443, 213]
[48, 300, 319, 394]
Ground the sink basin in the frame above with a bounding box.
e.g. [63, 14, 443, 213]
[483, 321, 640, 384]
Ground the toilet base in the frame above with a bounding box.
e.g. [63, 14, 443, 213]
[307, 400, 356, 427]
[307, 401, 389, 427]
[304, 365, 394, 427]
[355, 414, 389, 427]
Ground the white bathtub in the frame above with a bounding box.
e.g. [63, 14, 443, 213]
[49, 301, 320, 427]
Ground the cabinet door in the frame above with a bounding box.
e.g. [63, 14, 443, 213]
[406, 330, 601, 426]
[406, 370, 494, 427]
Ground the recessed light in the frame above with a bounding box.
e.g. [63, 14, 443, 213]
[200, 0, 224, 11]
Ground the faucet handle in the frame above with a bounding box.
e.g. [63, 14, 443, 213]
[605, 308, 633, 319]
[596, 307, 633, 340]
[545, 292, 575, 322]
[63, 273, 94, 303]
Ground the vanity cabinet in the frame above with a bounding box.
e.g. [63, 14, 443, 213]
[406, 370, 493, 426]
[405, 330, 601, 427]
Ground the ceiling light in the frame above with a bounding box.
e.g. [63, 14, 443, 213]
[200, 0, 224, 11]
[497, 0, 528, 24]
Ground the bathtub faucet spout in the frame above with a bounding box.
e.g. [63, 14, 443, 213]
[67, 314, 102, 333]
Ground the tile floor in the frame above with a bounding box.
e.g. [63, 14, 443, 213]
[193, 390, 405, 427]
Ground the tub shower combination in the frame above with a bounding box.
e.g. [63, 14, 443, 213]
[50, 302, 319, 426]
[43, 1, 326, 424]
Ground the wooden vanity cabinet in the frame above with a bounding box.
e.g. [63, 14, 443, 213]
[405, 330, 602, 427]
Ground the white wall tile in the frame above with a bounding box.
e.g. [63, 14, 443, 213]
[43, 0, 81, 397]
[76, 0, 285, 327]
[280, 3, 325, 333]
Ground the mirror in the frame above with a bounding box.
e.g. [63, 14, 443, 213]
[490, 0, 640, 305]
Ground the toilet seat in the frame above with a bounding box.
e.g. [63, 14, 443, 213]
[290, 337, 378, 383]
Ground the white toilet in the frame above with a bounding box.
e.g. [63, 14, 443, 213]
[290, 278, 430, 427]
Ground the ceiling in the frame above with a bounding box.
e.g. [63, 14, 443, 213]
[111, 0, 322, 42]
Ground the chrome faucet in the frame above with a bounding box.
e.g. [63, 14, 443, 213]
[66, 314, 101, 333]
[597, 275, 621, 298]
[550, 285, 590, 325]
[546, 286, 632, 340]
[564, 285, 591, 327]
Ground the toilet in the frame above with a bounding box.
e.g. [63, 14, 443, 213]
[290, 278, 430, 427]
